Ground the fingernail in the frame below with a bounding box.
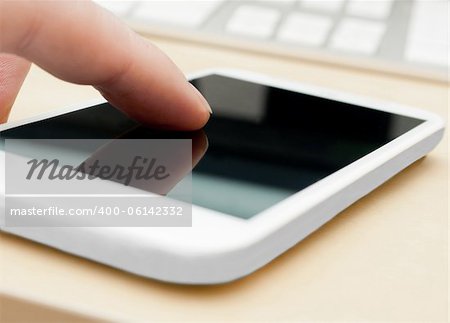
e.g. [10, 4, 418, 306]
[189, 83, 213, 114]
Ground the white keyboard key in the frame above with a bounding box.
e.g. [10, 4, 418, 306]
[133, 0, 224, 28]
[405, 1, 449, 67]
[347, 0, 393, 20]
[94, 0, 134, 16]
[226, 5, 281, 39]
[300, 0, 345, 13]
[265, 0, 297, 6]
[406, 0, 448, 44]
[277, 12, 333, 46]
[330, 18, 386, 55]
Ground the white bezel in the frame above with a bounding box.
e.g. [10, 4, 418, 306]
[0, 69, 445, 284]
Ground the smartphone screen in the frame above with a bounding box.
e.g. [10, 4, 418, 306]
[1, 75, 424, 219]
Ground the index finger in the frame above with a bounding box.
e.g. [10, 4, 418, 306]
[0, 0, 211, 130]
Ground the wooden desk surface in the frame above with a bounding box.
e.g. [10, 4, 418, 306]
[1, 36, 448, 322]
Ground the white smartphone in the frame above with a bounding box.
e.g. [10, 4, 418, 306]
[0, 69, 445, 284]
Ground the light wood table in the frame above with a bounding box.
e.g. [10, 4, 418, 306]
[1, 36, 448, 322]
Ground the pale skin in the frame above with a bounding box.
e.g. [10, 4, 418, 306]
[0, 0, 212, 129]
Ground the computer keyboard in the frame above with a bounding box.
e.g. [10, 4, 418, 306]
[94, 0, 449, 81]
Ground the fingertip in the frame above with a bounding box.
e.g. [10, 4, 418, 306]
[186, 108, 211, 130]
[188, 82, 213, 115]
[0, 54, 31, 123]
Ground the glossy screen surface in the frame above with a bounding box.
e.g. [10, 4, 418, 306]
[1, 75, 424, 219]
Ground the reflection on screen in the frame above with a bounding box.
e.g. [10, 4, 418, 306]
[1, 75, 424, 219]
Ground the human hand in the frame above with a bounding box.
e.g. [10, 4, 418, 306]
[0, 0, 211, 129]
